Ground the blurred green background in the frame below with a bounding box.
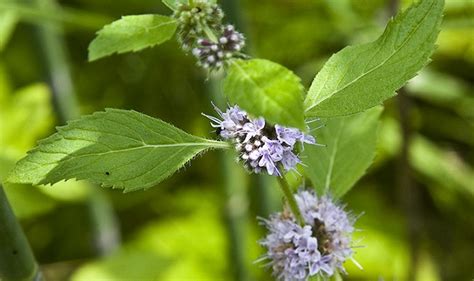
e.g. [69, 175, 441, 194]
[0, 0, 473, 280]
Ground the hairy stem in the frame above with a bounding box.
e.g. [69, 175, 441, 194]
[276, 175, 304, 225]
[0, 185, 43, 281]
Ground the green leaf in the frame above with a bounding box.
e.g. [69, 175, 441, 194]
[0, 156, 56, 219]
[7, 109, 229, 192]
[223, 59, 305, 129]
[162, 0, 188, 10]
[303, 106, 382, 198]
[304, 0, 444, 117]
[88, 15, 178, 61]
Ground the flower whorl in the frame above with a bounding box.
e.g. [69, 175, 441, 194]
[259, 190, 356, 280]
[203, 104, 315, 176]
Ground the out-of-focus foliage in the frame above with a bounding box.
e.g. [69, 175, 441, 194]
[71, 189, 230, 281]
[0, 64, 56, 219]
[0, 11, 18, 52]
[0, 0, 472, 280]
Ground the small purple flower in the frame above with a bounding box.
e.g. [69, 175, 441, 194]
[202, 104, 247, 139]
[259, 190, 356, 280]
[203, 104, 317, 177]
[280, 149, 301, 171]
[275, 125, 303, 146]
[242, 118, 265, 142]
[276, 125, 316, 146]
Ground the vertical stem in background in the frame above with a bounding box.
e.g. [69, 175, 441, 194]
[33, 1, 78, 122]
[30, 0, 120, 256]
[208, 75, 250, 281]
[390, 0, 421, 278]
[388, 0, 421, 277]
[221, 0, 273, 219]
[0, 185, 43, 281]
[397, 90, 421, 281]
[220, 149, 251, 281]
[208, 1, 268, 280]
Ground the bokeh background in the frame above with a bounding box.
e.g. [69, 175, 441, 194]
[0, 0, 473, 280]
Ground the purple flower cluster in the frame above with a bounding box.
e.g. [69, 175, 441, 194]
[204, 105, 315, 176]
[173, 1, 246, 71]
[259, 190, 355, 281]
[192, 25, 245, 70]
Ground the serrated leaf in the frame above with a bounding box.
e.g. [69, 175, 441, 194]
[304, 0, 444, 117]
[223, 59, 305, 129]
[7, 109, 229, 192]
[162, 0, 188, 10]
[303, 106, 382, 198]
[88, 15, 177, 61]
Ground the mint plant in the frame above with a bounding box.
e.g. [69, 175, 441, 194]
[6, 0, 443, 279]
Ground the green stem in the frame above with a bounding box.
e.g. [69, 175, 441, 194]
[0, 185, 43, 281]
[276, 175, 304, 225]
[208, 73, 250, 281]
[31, 0, 120, 256]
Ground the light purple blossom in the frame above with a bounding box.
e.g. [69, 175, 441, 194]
[242, 117, 265, 142]
[280, 149, 301, 171]
[202, 104, 245, 139]
[276, 124, 316, 146]
[203, 105, 317, 176]
[259, 190, 356, 280]
[258, 138, 284, 176]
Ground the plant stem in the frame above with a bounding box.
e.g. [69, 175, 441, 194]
[389, 1, 421, 279]
[31, 0, 120, 256]
[207, 77, 250, 281]
[0, 185, 43, 281]
[205, 1, 253, 281]
[276, 175, 304, 225]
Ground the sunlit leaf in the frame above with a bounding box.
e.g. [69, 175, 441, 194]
[0, 156, 56, 219]
[88, 15, 178, 61]
[304, 0, 444, 117]
[224, 59, 305, 129]
[7, 109, 229, 192]
[303, 107, 382, 197]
